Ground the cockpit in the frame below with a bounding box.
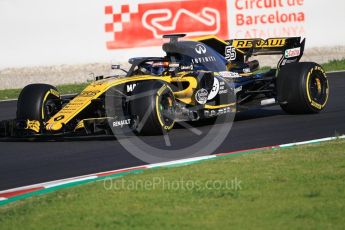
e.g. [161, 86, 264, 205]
[126, 34, 228, 77]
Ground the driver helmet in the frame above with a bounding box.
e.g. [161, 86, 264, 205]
[151, 62, 169, 75]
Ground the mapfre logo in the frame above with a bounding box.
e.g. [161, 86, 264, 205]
[105, 0, 229, 49]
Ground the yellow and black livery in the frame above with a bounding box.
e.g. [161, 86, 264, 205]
[0, 34, 329, 138]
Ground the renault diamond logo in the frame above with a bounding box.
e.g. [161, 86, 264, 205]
[195, 44, 207, 54]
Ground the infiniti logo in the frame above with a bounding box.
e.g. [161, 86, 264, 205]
[195, 44, 207, 54]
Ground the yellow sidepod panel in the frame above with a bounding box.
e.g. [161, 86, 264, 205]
[45, 75, 171, 131]
[171, 73, 198, 105]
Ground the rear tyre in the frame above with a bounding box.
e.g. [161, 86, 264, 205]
[17, 84, 62, 122]
[130, 81, 175, 135]
[277, 62, 329, 114]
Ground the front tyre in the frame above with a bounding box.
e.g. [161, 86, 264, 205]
[130, 81, 175, 135]
[17, 84, 62, 122]
[277, 62, 329, 114]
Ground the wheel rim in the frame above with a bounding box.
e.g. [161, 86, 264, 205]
[158, 92, 175, 128]
[43, 98, 60, 121]
[308, 71, 328, 107]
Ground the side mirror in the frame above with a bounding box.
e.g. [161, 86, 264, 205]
[111, 65, 128, 74]
[111, 64, 120, 70]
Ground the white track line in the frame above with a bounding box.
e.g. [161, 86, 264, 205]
[44, 176, 98, 189]
[147, 155, 216, 168]
[326, 70, 345, 74]
[0, 165, 147, 194]
[279, 135, 345, 148]
[0, 98, 18, 102]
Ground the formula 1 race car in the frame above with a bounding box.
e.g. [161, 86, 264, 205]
[0, 34, 329, 137]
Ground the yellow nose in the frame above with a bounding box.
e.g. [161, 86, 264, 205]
[46, 122, 63, 131]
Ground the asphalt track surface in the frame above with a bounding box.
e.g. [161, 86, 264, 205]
[0, 72, 344, 191]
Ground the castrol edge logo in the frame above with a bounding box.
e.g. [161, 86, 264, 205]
[284, 47, 301, 58]
[104, 0, 228, 49]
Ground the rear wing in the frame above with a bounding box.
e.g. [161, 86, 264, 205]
[195, 36, 305, 68]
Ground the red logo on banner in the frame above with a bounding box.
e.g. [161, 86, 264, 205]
[105, 0, 229, 49]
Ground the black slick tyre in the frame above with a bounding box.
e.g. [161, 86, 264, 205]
[17, 84, 62, 122]
[130, 81, 175, 135]
[277, 62, 329, 114]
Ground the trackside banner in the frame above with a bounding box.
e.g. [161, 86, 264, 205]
[0, 0, 344, 68]
[230, 0, 306, 38]
[105, 0, 229, 49]
[105, 0, 305, 49]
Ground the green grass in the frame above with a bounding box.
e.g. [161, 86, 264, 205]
[322, 59, 345, 72]
[1, 140, 345, 229]
[253, 66, 271, 74]
[1, 59, 345, 100]
[0, 88, 22, 100]
[56, 83, 89, 95]
[0, 83, 88, 100]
